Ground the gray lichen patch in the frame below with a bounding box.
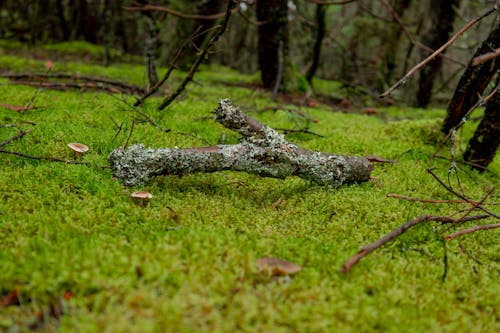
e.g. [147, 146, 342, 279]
[108, 99, 373, 187]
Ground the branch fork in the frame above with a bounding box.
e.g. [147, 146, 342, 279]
[108, 99, 373, 186]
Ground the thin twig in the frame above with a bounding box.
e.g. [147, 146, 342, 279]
[445, 223, 500, 240]
[427, 168, 499, 219]
[2, 73, 145, 94]
[340, 214, 490, 273]
[380, 7, 497, 98]
[0, 128, 33, 147]
[0, 149, 90, 165]
[378, 0, 466, 68]
[133, 26, 213, 107]
[472, 47, 500, 66]
[157, 1, 237, 111]
[458, 243, 483, 265]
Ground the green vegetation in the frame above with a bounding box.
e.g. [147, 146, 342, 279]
[0, 43, 498, 332]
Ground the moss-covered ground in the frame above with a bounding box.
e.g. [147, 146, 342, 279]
[0, 42, 498, 332]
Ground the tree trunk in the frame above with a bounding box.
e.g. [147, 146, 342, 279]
[442, 22, 500, 134]
[416, 0, 460, 108]
[463, 90, 500, 169]
[306, 4, 326, 85]
[257, 0, 289, 90]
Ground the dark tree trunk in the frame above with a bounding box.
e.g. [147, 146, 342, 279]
[55, 0, 70, 41]
[463, 90, 500, 169]
[257, 0, 289, 90]
[142, 12, 159, 88]
[306, 4, 326, 85]
[416, 0, 460, 107]
[442, 22, 500, 134]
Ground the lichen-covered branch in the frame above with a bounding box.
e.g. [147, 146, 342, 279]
[108, 99, 373, 186]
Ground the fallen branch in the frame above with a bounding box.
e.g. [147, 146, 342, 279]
[340, 214, 491, 273]
[108, 99, 373, 186]
[445, 223, 500, 240]
[2, 73, 146, 95]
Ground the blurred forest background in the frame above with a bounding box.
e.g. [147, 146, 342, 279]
[0, 0, 497, 107]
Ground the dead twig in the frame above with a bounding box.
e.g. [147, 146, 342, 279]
[133, 26, 213, 107]
[7, 81, 143, 95]
[0, 149, 90, 165]
[380, 7, 497, 98]
[445, 223, 500, 240]
[427, 168, 499, 219]
[157, 0, 237, 111]
[2, 73, 146, 95]
[472, 47, 500, 66]
[0, 128, 33, 147]
[378, 0, 466, 68]
[340, 214, 490, 273]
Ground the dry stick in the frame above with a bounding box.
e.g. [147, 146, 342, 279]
[472, 47, 500, 66]
[157, 0, 237, 111]
[7, 81, 141, 95]
[428, 168, 499, 219]
[380, 7, 497, 98]
[0, 149, 89, 165]
[0, 128, 33, 147]
[445, 223, 500, 240]
[378, 0, 465, 68]
[340, 214, 490, 273]
[2, 73, 145, 94]
[133, 26, 211, 107]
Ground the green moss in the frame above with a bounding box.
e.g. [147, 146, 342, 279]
[0, 47, 498, 332]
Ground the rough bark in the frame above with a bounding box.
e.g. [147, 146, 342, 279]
[257, 0, 289, 90]
[463, 90, 500, 169]
[442, 22, 500, 134]
[109, 99, 373, 186]
[416, 0, 460, 108]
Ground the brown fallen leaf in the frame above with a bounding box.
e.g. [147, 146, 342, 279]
[257, 257, 302, 276]
[1, 288, 20, 308]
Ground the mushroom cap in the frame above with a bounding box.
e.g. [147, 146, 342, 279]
[68, 142, 89, 153]
[257, 257, 302, 276]
[131, 191, 153, 200]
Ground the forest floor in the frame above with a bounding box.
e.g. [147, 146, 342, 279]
[0, 41, 498, 332]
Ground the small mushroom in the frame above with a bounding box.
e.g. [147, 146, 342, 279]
[68, 142, 89, 158]
[131, 191, 153, 207]
[256, 257, 302, 276]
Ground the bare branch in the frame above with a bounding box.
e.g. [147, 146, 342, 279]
[0, 128, 33, 147]
[381, 7, 497, 98]
[472, 47, 500, 66]
[445, 223, 500, 240]
[341, 214, 491, 273]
